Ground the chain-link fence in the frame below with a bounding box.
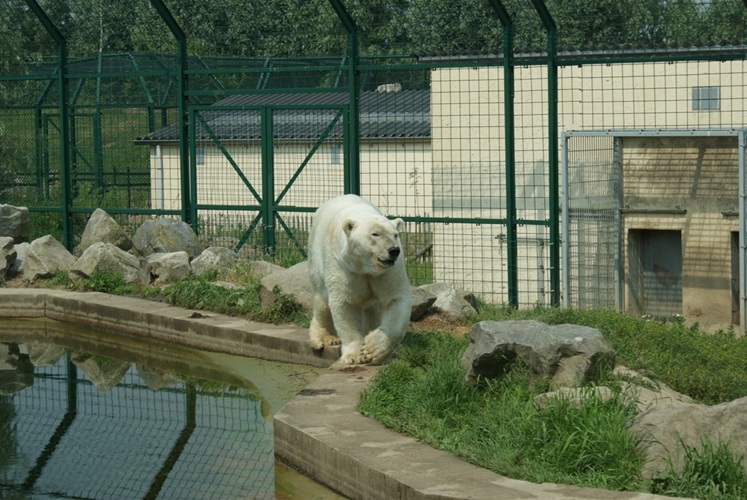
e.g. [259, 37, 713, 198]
[2, 0, 746, 315]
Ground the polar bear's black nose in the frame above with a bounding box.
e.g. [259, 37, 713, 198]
[388, 247, 400, 259]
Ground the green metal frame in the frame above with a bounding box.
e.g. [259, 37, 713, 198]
[188, 104, 348, 256]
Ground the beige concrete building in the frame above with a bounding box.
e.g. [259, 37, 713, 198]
[431, 60, 746, 330]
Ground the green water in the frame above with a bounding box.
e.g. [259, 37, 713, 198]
[0, 318, 341, 499]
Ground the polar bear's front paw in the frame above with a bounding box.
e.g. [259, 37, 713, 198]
[339, 351, 371, 364]
[310, 333, 341, 350]
[363, 329, 393, 364]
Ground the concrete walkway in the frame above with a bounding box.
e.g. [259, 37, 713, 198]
[0, 289, 683, 500]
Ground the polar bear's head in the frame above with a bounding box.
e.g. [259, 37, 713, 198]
[343, 215, 405, 275]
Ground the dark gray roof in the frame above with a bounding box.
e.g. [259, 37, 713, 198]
[136, 89, 430, 144]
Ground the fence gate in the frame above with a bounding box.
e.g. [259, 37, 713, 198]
[188, 103, 349, 261]
[563, 129, 747, 333]
[561, 132, 623, 310]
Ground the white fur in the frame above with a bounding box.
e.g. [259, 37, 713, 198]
[308, 194, 411, 364]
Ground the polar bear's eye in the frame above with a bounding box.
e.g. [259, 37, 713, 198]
[371, 232, 380, 237]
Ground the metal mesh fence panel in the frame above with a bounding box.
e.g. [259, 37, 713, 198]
[562, 134, 620, 310]
[2, 0, 747, 315]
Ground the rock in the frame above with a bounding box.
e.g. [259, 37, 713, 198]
[410, 286, 437, 321]
[70, 352, 130, 392]
[248, 260, 285, 280]
[136, 364, 178, 390]
[190, 246, 238, 276]
[70, 242, 144, 284]
[146, 251, 192, 284]
[133, 217, 200, 258]
[419, 283, 478, 320]
[0, 343, 34, 395]
[462, 320, 616, 388]
[21, 235, 77, 281]
[632, 392, 747, 478]
[27, 342, 65, 366]
[259, 260, 313, 311]
[8, 242, 28, 277]
[0, 204, 30, 243]
[79, 208, 133, 253]
[0, 236, 16, 277]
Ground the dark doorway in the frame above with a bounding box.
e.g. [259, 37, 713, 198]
[628, 229, 682, 318]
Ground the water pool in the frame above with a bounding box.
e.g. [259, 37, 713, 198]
[0, 318, 340, 499]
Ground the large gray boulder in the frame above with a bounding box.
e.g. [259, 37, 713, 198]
[462, 320, 616, 388]
[410, 286, 437, 321]
[418, 283, 478, 320]
[21, 235, 76, 281]
[0, 204, 30, 243]
[79, 208, 133, 253]
[146, 251, 191, 284]
[70, 242, 144, 284]
[259, 260, 313, 311]
[0, 236, 16, 278]
[633, 391, 747, 478]
[133, 217, 200, 258]
[190, 246, 238, 276]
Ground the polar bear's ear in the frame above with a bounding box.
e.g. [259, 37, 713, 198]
[343, 219, 356, 236]
[393, 218, 405, 232]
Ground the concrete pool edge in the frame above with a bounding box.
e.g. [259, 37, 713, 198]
[0, 289, 679, 500]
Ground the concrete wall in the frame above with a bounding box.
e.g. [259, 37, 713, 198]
[621, 136, 739, 329]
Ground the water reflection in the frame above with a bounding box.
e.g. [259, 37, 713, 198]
[0, 318, 320, 500]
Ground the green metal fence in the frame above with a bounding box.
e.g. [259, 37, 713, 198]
[1, 0, 746, 311]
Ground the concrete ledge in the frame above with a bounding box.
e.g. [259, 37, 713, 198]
[0, 289, 679, 500]
[0, 288, 338, 367]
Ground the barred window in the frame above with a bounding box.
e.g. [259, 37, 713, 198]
[692, 86, 720, 111]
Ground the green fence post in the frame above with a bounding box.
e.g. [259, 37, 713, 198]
[26, 0, 73, 249]
[151, 0, 190, 224]
[488, 1, 518, 308]
[530, 0, 560, 307]
[328, 0, 360, 195]
[261, 108, 275, 254]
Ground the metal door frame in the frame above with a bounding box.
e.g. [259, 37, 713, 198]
[562, 128, 747, 332]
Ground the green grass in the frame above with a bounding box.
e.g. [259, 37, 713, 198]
[161, 266, 310, 326]
[650, 436, 747, 499]
[357, 307, 747, 495]
[357, 330, 645, 491]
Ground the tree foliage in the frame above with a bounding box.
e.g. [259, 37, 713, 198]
[1, 0, 745, 67]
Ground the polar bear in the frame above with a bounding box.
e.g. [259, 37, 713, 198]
[308, 194, 411, 364]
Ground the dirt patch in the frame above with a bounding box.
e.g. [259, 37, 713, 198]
[410, 313, 471, 337]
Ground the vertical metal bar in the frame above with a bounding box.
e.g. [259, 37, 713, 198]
[328, 0, 360, 195]
[488, 0, 518, 307]
[261, 108, 275, 254]
[561, 132, 569, 307]
[739, 131, 746, 333]
[530, 0, 560, 306]
[188, 108, 198, 228]
[151, 0, 190, 223]
[26, 0, 73, 249]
